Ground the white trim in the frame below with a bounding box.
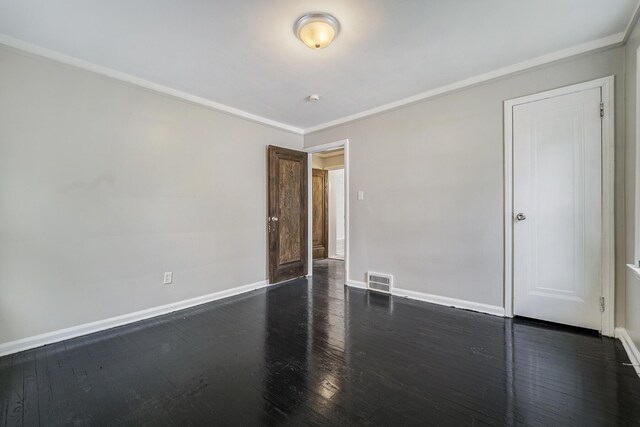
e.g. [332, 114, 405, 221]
[345, 280, 504, 317]
[503, 76, 615, 337]
[615, 328, 640, 377]
[2, 30, 629, 137]
[393, 288, 505, 317]
[0, 29, 630, 137]
[628, 264, 640, 280]
[601, 77, 616, 337]
[346, 279, 367, 290]
[504, 94, 515, 319]
[635, 48, 640, 265]
[304, 33, 624, 134]
[622, 1, 640, 44]
[0, 34, 304, 135]
[305, 140, 350, 285]
[0, 280, 268, 357]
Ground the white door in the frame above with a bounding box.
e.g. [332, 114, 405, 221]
[513, 87, 602, 330]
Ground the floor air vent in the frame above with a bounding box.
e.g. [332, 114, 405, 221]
[367, 272, 393, 294]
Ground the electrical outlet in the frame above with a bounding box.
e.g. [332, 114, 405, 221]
[163, 272, 173, 285]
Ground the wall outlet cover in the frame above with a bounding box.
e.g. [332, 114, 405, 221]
[163, 272, 173, 285]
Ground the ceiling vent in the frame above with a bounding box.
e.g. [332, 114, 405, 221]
[367, 272, 393, 294]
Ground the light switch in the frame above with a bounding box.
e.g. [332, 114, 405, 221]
[357, 190, 364, 201]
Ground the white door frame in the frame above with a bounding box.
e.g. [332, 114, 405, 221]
[503, 76, 615, 336]
[305, 139, 350, 285]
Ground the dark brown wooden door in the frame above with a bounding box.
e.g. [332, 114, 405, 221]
[268, 145, 308, 283]
[312, 168, 328, 260]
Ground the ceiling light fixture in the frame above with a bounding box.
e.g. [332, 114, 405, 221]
[294, 13, 340, 49]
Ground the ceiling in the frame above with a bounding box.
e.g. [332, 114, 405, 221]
[0, 0, 637, 131]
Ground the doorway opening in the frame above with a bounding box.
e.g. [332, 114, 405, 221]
[306, 140, 349, 286]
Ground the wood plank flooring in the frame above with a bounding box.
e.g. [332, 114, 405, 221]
[1, 259, 639, 426]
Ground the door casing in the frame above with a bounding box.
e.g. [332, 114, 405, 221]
[503, 76, 615, 336]
[305, 139, 350, 285]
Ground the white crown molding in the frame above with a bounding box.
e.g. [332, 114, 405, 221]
[0, 279, 268, 357]
[2, 7, 638, 137]
[304, 32, 625, 134]
[615, 328, 640, 378]
[622, 0, 640, 44]
[314, 149, 344, 159]
[0, 34, 304, 135]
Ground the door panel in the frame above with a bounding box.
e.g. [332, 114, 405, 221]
[513, 87, 602, 330]
[312, 168, 328, 260]
[268, 146, 308, 283]
[278, 159, 303, 264]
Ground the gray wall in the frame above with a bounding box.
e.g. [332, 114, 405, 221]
[625, 19, 640, 347]
[0, 38, 633, 346]
[0, 46, 302, 344]
[305, 48, 626, 317]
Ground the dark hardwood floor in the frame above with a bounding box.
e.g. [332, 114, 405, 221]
[1, 259, 639, 426]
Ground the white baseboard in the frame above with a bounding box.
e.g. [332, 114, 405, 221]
[346, 279, 367, 290]
[345, 280, 504, 317]
[393, 287, 505, 317]
[0, 280, 268, 357]
[615, 327, 640, 377]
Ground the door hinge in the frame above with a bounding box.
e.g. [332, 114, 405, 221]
[600, 296, 605, 312]
[600, 102, 604, 119]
